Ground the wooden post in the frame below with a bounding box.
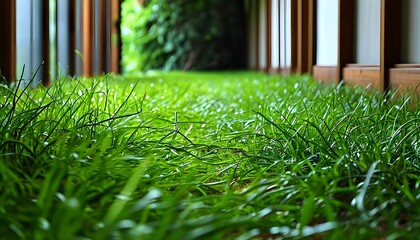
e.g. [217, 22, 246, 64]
[337, 0, 354, 84]
[98, 0, 108, 73]
[380, 0, 401, 92]
[0, 0, 16, 84]
[69, 0, 77, 76]
[83, 0, 94, 76]
[42, 0, 51, 86]
[307, 0, 316, 75]
[290, 0, 298, 72]
[296, 0, 315, 74]
[111, 0, 121, 73]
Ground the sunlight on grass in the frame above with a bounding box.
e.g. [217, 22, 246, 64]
[0, 72, 419, 239]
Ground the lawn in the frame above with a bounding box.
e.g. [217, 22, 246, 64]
[1, 72, 419, 239]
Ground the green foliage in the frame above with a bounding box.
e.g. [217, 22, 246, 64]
[121, 0, 246, 73]
[1, 72, 420, 239]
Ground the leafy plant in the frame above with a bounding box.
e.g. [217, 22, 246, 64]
[121, 0, 246, 73]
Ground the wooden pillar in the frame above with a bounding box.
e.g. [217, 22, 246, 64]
[307, 0, 316, 75]
[290, 0, 298, 72]
[0, 0, 16, 84]
[337, 0, 355, 83]
[69, 0, 77, 76]
[98, 0, 107, 73]
[83, 0, 94, 76]
[42, 0, 51, 86]
[296, 0, 316, 74]
[380, 0, 401, 92]
[111, 0, 121, 73]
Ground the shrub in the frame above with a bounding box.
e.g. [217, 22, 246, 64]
[121, 0, 246, 73]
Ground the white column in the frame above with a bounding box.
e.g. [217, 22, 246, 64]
[280, 0, 291, 68]
[355, 0, 380, 64]
[271, 0, 280, 69]
[316, 0, 338, 65]
[57, 0, 70, 76]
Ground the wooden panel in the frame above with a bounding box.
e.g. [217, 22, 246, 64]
[380, 0, 401, 92]
[337, 0, 354, 83]
[313, 65, 338, 84]
[389, 68, 420, 95]
[343, 65, 380, 90]
[0, 0, 16, 84]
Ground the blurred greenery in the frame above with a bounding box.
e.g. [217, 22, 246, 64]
[121, 0, 246, 73]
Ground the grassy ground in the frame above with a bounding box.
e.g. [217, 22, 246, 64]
[1, 72, 419, 239]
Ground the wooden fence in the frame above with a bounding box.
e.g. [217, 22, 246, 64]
[246, 0, 420, 94]
[2, 0, 419, 94]
[0, 0, 121, 86]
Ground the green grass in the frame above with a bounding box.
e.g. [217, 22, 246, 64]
[1, 71, 419, 239]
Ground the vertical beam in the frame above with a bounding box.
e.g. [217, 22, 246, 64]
[69, 0, 77, 76]
[98, 0, 107, 73]
[380, 0, 401, 92]
[337, 0, 354, 83]
[295, 0, 317, 74]
[307, 0, 316, 75]
[83, 0, 94, 76]
[111, 0, 121, 73]
[42, 0, 51, 86]
[290, 0, 298, 72]
[266, 0, 272, 72]
[297, 0, 312, 73]
[0, 0, 16, 84]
